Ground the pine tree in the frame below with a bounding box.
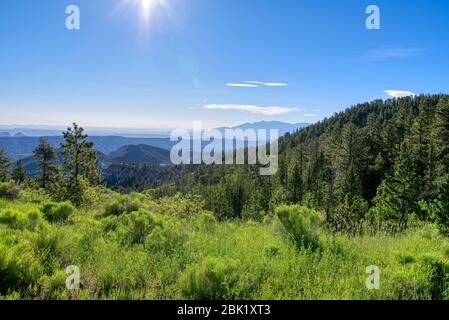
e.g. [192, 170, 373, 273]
[33, 138, 58, 189]
[288, 160, 303, 204]
[0, 147, 10, 182]
[60, 123, 100, 205]
[374, 140, 421, 228]
[61, 123, 100, 184]
[325, 123, 368, 201]
[12, 160, 26, 184]
[434, 96, 449, 175]
[435, 177, 449, 235]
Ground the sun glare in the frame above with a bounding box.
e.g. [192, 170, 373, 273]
[139, 0, 166, 19]
[117, 0, 171, 36]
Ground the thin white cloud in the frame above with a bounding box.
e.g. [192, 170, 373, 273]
[225, 81, 288, 88]
[304, 113, 318, 117]
[226, 83, 259, 88]
[263, 82, 288, 87]
[245, 81, 265, 85]
[204, 104, 297, 116]
[368, 47, 425, 60]
[384, 90, 416, 98]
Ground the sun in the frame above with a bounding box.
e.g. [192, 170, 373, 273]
[139, 0, 166, 19]
[118, 0, 170, 34]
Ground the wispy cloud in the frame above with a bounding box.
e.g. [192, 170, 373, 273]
[225, 83, 259, 88]
[226, 81, 288, 88]
[384, 90, 416, 98]
[368, 47, 425, 60]
[263, 82, 288, 87]
[204, 104, 297, 116]
[304, 113, 318, 117]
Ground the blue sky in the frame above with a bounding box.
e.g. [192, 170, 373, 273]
[1, 0, 449, 129]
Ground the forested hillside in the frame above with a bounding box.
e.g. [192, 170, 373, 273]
[103, 95, 449, 233]
[1, 95, 449, 300]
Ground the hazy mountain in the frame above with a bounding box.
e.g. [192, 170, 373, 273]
[13, 132, 26, 137]
[0, 121, 309, 159]
[106, 144, 171, 165]
[0, 136, 176, 159]
[217, 121, 309, 138]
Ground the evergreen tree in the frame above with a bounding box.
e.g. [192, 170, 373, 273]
[435, 177, 449, 235]
[288, 160, 303, 204]
[0, 147, 10, 182]
[33, 138, 58, 189]
[374, 140, 421, 228]
[434, 96, 449, 175]
[12, 160, 26, 184]
[61, 123, 100, 184]
[60, 123, 100, 205]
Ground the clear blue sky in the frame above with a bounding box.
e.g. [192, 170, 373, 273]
[1, 0, 449, 129]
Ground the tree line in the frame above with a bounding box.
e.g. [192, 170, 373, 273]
[100, 94, 449, 235]
[0, 123, 100, 206]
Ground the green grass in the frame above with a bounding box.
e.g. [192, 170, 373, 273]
[1, 195, 449, 300]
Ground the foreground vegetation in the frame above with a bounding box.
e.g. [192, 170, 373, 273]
[2, 95, 449, 300]
[1, 186, 449, 300]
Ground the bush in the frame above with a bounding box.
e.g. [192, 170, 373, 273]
[275, 205, 321, 251]
[0, 209, 43, 230]
[118, 210, 162, 245]
[41, 201, 75, 223]
[180, 256, 242, 300]
[40, 270, 68, 300]
[104, 195, 141, 217]
[156, 193, 205, 218]
[19, 188, 50, 203]
[145, 221, 188, 254]
[0, 182, 21, 200]
[196, 211, 217, 232]
[0, 242, 43, 295]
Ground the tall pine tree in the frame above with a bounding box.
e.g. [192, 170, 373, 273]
[33, 138, 58, 189]
[12, 160, 26, 184]
[0, 147, 10, 182]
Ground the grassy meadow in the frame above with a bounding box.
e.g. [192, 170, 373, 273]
[1, 187, 448, 300]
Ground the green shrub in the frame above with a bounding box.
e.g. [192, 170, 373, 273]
[118, 210, 161, 245]
[104, 195, 141, 217]
[0, 209, 42, 230]
[180, 256, 242, 300]
[0, 242, 43, 295]
[0, 209, 25, 229]
[156, 193, 205, 218]
[275, 205, 321, 251]
[0, 182, 21, 200]
[196, 211, 217, 232]
[145, 221, 188, 254]
[40, 270, 68, 300]
[420, 255, 449, 299]
[19, 188, 50, 204]
[41, 201, 75, 223]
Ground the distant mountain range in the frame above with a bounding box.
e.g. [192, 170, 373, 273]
[221, 121, 309, 137]
[0, 121, 310, 161]
[0, 136, 175, 160]
[106, 144, 171, 165]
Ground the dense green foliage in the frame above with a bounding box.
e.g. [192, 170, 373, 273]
[1, 96, 449, 300]
[1, 191, 449, 300]
[103, 95, 449, 233]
